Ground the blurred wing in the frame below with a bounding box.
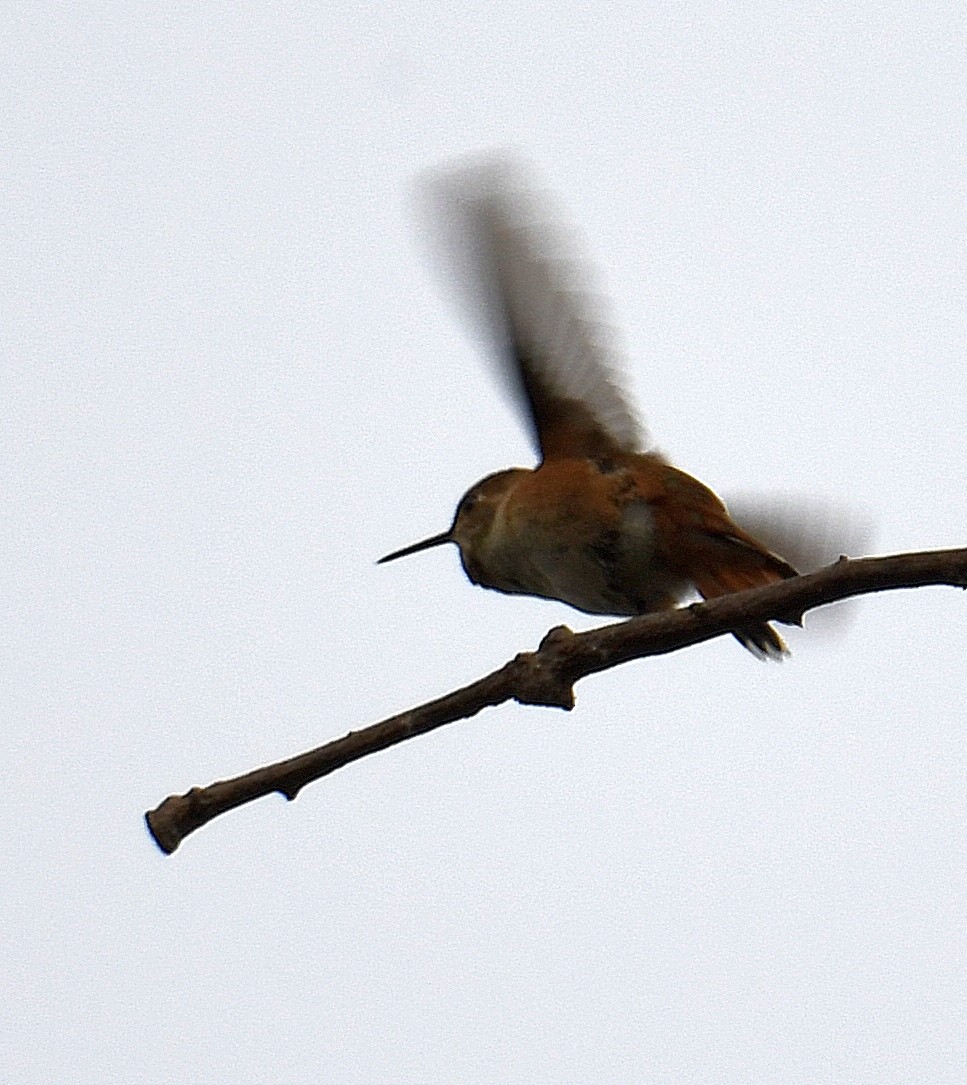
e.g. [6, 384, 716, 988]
[417, 154, 646, 461]
[726, 493, 876, 635]
[726, 494, 874, 574]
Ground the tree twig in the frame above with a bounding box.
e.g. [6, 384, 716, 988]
[146, 547, 967, 854]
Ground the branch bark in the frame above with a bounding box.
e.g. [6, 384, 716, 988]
[146, 547, 967, 854]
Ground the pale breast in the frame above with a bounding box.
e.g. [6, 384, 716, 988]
[471, 494, 687, 616]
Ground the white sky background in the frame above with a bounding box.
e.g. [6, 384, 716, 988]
[3, 3, 966, 1082]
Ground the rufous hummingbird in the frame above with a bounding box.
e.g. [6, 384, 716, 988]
[379, 159, 802, 659]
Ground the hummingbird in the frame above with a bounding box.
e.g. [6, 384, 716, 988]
[379, 159, 801, 659]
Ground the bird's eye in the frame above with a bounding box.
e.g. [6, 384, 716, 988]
[461, 494, 478, 514]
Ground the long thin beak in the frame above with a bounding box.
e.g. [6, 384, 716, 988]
[377, 531, 453, 564]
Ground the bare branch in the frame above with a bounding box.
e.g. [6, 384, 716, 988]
[146, 547, 967, 854]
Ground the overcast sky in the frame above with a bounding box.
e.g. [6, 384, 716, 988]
[4, 4, 966, 1082]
